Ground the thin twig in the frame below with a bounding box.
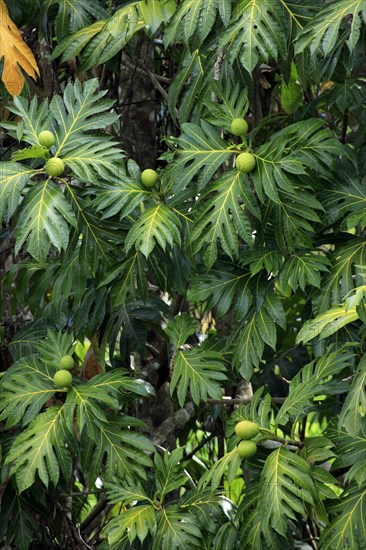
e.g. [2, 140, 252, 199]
[261, 429, 304, 448]
[123, 57, 171, 84]
[183, 433, 215, 461]
[134, 57, 179, 118]
[305, 524, 318, 550]
[134, 58, 169, 100]
[276, 372, 290, 384]
[206, 396, 285, 405]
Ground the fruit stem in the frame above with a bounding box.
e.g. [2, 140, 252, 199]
[260, 428, 304, 447]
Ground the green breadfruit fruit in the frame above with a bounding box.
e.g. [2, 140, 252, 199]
[230, 118, 248, 136]
[38, 130, 55, 148]
[45, 157, 65, 177]
[235, 152, 256, 173]
[237, 440, 257, 458]
[59, 355, 74, 370]
[235, 420, 260, 440]
[141, 169, 158, 188]
[53, 369, 73, 387]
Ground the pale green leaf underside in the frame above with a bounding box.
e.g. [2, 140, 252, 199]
[296, 306, 359, 344]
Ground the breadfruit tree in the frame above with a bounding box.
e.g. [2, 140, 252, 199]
[1, 1, 366, 548]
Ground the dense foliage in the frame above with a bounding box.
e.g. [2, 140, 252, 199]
[1, 0, 366, 548]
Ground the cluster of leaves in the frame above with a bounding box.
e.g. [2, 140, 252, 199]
[0, 330, 154, 491]
[1, 0, 366, 548]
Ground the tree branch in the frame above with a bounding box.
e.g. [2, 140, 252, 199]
[151, 401, 195, 446]
[80, 495, 108, 533]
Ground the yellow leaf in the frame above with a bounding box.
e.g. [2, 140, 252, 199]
[0, 0, 39, 95]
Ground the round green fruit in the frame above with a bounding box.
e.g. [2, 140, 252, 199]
[141, 169, 158, 188]
[237, 440, 257, 459]
[59, 355, 74, 370]
[46, 157, 65, 177]
[53, 369, 73, 388]
[235, 152, 256, 174]
[38, 130, 55, 148]
[235, 420, 260, 440]
[230, 118, 248, 136]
